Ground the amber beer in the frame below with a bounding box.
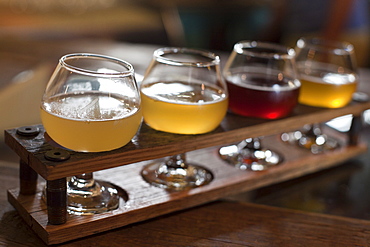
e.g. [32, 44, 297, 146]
[41, 91, 142, 152]
[140, 81, 228, 134]
[298, 63, 358, 108]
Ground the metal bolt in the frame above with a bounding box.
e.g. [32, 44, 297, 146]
[44, 149, 70, 162]
[47, 178, 67, 225]
[16, 126, 40, 136]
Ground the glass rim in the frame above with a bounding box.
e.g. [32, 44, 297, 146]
[153, 47, 220, 67]
[60, 53, 134, 77]
[233, 40, 296, 59]
[296, 37, 355, 54]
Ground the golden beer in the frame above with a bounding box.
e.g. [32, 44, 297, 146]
[141, 81, 228, 134]
[298, 73, 357, 108]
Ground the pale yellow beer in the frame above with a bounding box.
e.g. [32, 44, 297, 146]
[41, 92, 142, 152]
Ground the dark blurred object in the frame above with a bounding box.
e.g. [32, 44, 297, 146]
[153, 0, 370, 66]
[279, 0, 370, 67]
[154, 0, 281, 51]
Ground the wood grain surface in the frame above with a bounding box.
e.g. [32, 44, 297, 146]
[2, 162, 370, 247]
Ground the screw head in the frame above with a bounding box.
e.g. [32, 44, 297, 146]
[16, 126, 40, 136]
[44, 149, 70, 162]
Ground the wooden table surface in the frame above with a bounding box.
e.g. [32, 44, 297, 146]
[1, 39, 370, 246]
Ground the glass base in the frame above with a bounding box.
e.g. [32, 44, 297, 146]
[67, 178, 120, 215]
[219, 144, 283, 171]
[281, 130, 339, 154]
[141, 162, 213, 191]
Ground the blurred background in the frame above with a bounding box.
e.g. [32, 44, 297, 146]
[0, 0, 369, 65]
[0, 0, 369, 147]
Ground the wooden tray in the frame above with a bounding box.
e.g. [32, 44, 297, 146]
[7, 130, 367, 244]
[5, 98, 370, 244]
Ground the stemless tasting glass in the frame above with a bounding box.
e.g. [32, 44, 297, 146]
[140, 47, 228, 190]
[219, 41, 300, 171]
[40, 53, 142, 215]
[281, 37, 358, 153]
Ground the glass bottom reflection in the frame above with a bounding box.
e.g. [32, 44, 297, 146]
[281, 124, 339, 154]
[219, 138, 283, 171]
[67, 175, 121, 215]
[141, 154, 213, 191]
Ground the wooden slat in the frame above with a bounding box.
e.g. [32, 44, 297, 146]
[4, 99, 370, 180]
